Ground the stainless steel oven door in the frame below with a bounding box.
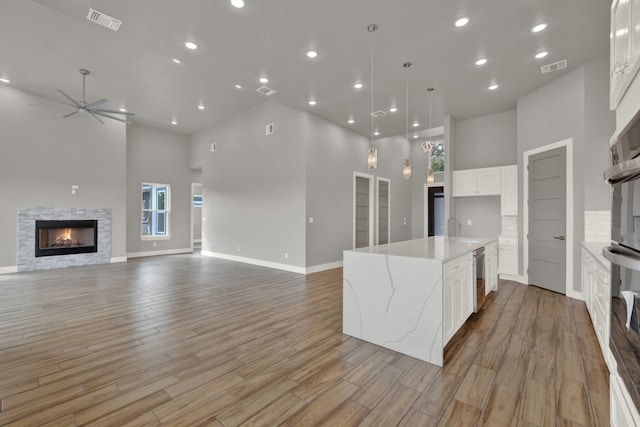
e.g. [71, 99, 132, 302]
[606, 158, 640, 253]
[604, 244, 640, 410]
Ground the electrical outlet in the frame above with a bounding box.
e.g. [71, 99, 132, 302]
[210, 143, 217, 152]
[467, 219, 472, 226]
[237, 246, 240, 252]
[308, 217, 314, 224]
[265, 123, 274, 135]
[284, 252, 288, 259]
[403, 217, 407, 226]
[153, 242, 157, 247]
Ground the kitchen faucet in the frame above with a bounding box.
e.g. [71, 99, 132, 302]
[447, 217, 462, 237]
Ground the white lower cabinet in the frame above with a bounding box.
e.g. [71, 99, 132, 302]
[485, 242, 498, 294]
[581, 244, 610, 359]
[498, 237, 518, 277]
[611, 372, 640, 427]
[443, 253, 473, 345]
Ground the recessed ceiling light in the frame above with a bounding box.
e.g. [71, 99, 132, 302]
[171, 119, 178, 125]
[535, 51, 549, 59]
[119, 108, 127, 112]
[532, 23, 547, 33]
[413, 135, 418, 139]
[455, 17, 469, 27]
[374, 131, 380, 136]
[308, 100, 316, 106]
[389, 107, 398, 113]
[185, 41, 198, 50]
[235, 84, 242, 89]
[413, 122, 420, 127]
[354, 82, 364, 89]
[0, 78, 10, 84]
[489, 83, 499, 90]
[230, 0, 245, 8]
[475, 58, 488, 66]
[172, 58, 181, 64]
[348, 119, 355, 124]
[259, 77, 269, 84]
[307, 50, 318, 58]
[198, 105, 205, 110]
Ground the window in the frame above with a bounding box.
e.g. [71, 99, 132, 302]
[193, 195, 202, 207]
[142, 183, 170, 239]
[430, 141, 445, 172]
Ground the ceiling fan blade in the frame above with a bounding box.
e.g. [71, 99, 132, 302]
[92, 108, 135, 116]
[87, 98, 108, 109]
[62, 110, 79, 118]
[91, 110, 131, 124]
[86, 110, 105, 124]
[19, 88, 78, 108]
[56, 89, 82, 108]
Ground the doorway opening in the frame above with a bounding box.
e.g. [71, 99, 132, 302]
[191, 182, 202, 252]
[353, 172, 374, 248]
[428, 186, 445, 236]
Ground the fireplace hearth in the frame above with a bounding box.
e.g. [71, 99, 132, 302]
[35, 220, 98, 257]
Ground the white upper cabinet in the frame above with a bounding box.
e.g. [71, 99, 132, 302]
[453, 167, 501, 197]
[500, 165, 518, 216]
[611, 0, 640, 109]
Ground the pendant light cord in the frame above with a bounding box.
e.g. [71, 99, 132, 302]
[370, 43, 374, 147]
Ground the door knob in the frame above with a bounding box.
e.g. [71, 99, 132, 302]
[553, 235, 565, 241]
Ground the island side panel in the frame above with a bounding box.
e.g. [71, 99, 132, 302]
[343, 250, 445, 366]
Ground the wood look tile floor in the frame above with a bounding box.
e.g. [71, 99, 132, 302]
[0, 254, 609, 426]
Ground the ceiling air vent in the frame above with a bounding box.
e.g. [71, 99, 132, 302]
[256, 86, 277, 96]
[86, 8, 122, 31]
[370, 110, 386, 118]
[541, 59, 567, 74]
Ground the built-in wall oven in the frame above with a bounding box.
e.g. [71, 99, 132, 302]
[604, 111, 640, 410]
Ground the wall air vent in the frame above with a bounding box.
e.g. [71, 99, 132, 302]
[370, 110, 386, 118]
[256, 86, 277, 96]
[87, 8, 122, 31]
[541, 59, 567, 74]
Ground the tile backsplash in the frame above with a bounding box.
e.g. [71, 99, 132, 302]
[501, 216, 518, 237]
[585, 210, 610, 243]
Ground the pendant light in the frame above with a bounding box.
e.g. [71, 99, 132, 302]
[367, 24, 378, 169]
[403, 61, 412, 180]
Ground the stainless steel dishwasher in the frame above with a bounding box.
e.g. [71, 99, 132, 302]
[473, 247, 486, 313]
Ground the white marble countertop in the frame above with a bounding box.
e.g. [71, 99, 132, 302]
[347, 236, 498, 262]
[582, 241, 611, 270]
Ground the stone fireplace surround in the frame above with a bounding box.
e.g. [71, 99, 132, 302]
[17, 207, 111, 272]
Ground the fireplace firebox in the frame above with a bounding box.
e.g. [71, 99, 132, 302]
[35, 220, 98, 257]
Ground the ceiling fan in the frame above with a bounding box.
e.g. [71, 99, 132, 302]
[39, 68, 134, 124]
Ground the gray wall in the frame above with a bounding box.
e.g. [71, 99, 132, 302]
[126, 124, 192, 254]
[455, 110, 517, 170]
[304, 113, 412, 266]
[452, 109, 517, 238]
[191, 101, 307, 268]
[584, 59, 616, 210]
[517, 57, 614, 293]
[0, 85, 127, 268]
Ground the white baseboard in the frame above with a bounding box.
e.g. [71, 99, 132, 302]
[201, 251, 306, 274]
[306, 261, 343, 274]
[567, 289, 585, 301]
[110, 257, 127, 264]
[499, 273, 526, 284]
[127, 248, 193, 258]
[0, 266, 18, 274]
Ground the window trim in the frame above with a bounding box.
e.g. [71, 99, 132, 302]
[141, 182, 172, 241]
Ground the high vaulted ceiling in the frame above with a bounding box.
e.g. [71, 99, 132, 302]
[0, 0, 610, 139]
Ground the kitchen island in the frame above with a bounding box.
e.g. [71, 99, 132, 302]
[343, 236, 498, 366]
